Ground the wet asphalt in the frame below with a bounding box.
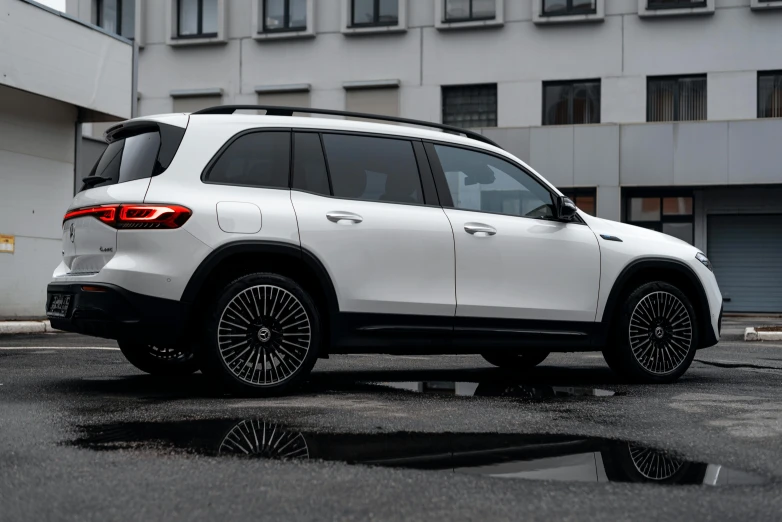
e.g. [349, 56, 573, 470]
[2, 318, 782, 521]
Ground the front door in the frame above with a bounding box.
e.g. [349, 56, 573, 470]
[428, 142, 600, 331]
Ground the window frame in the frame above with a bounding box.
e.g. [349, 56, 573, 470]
[638, 0, 714, 16]
[646, 74, 707, 123]
[200, 129, 293, 191]
[423, 139, 585, 225]
[541, 0, 597, 17]
[542, 79, 602, 126]
[624, 191, 695, 243]
[441, 83, 498, 129]
[443, 0, 497, 23]
[350, 0, 399, 27]
[176, 0, 218, 39]
[263, 0, 308, 32]
[758, 70, 782, 119]
[435, 0, 503, 29]
[96, 0, 134, 39]
[646, 0, 706, 9]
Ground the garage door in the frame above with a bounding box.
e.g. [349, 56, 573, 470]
[708, 215, 782, 313]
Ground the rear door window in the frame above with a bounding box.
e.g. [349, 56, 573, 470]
[321, 134, 423, 205]
[204, 131, 291, 189]
[81, 130, 161, 192]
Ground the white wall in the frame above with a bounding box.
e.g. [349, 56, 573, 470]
[0, 86, 76, 319]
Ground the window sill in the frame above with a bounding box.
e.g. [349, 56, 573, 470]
[253, 30, 315, 41]
[342, 24, 407, 36]
[533, 12, 604, 24]
[435, 18, 503, 31]
[751, 0, 782, 10]
[168, 35, 227, 47]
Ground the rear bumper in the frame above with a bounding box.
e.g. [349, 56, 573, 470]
[46, 282, 187, 347]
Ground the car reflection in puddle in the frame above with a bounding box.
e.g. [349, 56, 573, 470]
[368, 381, 616, 399]
[73, 419, 764, 487]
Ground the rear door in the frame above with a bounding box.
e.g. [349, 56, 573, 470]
[291, 132, 456, 323]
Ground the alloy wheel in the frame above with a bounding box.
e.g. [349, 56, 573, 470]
[147, 345, 188, 361]
[629, 443, 684, 480]
[219, 419, 309, 459]
[217, 285, 311, 386]
[629, 291, 692, 375]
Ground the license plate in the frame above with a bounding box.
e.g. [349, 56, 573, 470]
[47, 294, 72, 318]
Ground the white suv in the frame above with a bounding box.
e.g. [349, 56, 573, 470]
[47, 106, 723, 395]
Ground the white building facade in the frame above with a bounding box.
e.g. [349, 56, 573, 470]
[67, 0, 782, 313]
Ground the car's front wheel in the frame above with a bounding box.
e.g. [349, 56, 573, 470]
[118, 341, 200, 376]
[481, 350, 550, 370]
[200, 273, 321, 396]
[603, 281, 698, 384]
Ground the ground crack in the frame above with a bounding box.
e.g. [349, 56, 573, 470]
[695, 359, 782, 371]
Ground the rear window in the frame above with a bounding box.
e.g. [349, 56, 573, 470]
[81, 131, 161, 192]
[204, 131, 291, 189]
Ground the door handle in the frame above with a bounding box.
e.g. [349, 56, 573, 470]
[326, 211, 363, 225]
[464, 222, 496, 237]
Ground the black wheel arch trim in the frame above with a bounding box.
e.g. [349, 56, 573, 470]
[600, 257, 717, 349]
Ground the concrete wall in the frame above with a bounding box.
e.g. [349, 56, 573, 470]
[0, 86, 76, 319]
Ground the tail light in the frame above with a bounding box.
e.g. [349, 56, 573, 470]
[63, 204, 191, 229]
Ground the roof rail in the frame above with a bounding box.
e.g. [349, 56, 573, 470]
[190, 105, 501, 148]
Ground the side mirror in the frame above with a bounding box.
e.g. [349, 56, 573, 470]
[556, 196, 578, 221]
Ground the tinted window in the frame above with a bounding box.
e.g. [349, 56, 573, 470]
[206, 132, 290, 188]
[435, 144, 555, 219]
[81, 130, 161, 192]
[293, 133, 330, 196]
[322, 134, 422, 205]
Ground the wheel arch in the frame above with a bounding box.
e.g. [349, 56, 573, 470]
[600, 258, 714, 348]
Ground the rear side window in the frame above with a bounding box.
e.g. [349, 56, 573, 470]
[292, 133, 331, 196]
[321, 134, 422, 205]
[205, 131, 291, 188]
[81, 131, 161, 192]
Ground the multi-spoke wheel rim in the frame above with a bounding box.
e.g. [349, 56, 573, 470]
[217, 285, 311, 386]
[219, 419, 309, 459]
[629, 291, 692, 375]
[148, 345, 188, 361]
[629, 443, 684, 481]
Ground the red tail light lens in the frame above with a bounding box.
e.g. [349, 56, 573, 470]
[63, 204, 191, 229]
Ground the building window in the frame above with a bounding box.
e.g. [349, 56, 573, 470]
[178, 0, 218, 38]
[626, 195, 694, 244]
[560, 188, 596, 216]
[442, 84, 497, 128]
[543, 80, 600, 126]
[542, 0, 596, 16]
[444, 0, 496, 22]
[351, 0, 399, 27]
[263, 0, 307, 31]
[647, 75, 706, 122]
[96, 0, 135, 39]
[647, 0, 706, 8]
[758, 71, 782, 119]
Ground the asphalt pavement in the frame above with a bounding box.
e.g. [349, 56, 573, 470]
[2, 319, 782, 521]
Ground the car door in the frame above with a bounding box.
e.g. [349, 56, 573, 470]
[291, 132, 456, 324]
[427, 142, 600, 331]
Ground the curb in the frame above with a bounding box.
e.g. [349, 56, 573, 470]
[0, 321, 60, 335]
[744, 327, 782, 342]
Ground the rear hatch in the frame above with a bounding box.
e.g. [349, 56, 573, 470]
[63, 118, 187, 275]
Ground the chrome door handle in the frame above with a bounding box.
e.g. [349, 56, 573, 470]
[326, 211, 363, 224]
[464, 222, 496, 237]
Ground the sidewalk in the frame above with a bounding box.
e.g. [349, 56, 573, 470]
[0, 321, 60, 334]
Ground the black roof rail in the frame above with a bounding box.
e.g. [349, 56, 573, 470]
[190, 105, 501, 148]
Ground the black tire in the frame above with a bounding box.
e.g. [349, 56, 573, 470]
[481, 351, 550, 370]
[118, 341, 200, 376]
[602, 281, 698, 384]
[200, 273, 321, 396]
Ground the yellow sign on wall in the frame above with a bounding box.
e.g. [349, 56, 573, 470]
[0, 234, 15, 254]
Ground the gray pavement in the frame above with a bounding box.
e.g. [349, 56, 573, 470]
[2, 319, 782, 521]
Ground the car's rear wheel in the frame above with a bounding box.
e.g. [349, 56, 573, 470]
[200, 273, 321, 396]
[118, 341, 200, 376]
[603, 281, 698, 384]
[481, 350, 550, 370]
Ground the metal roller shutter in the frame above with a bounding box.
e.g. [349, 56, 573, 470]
[707, 215, 782, 313]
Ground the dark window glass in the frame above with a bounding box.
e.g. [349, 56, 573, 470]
[97, 0, 135, 39]
[442, 84, 497, 128]
[206, 132, 291, 188]
[542, 0, 596, 16]
[758, 71, 782, 119]
[293, 133, 330, 196]
[543, 80, 601, 125]
[626, 194, 694, 245]
[647, 0, 707, 9]
[560, 188, 596, 216]
[264, 0, 307, 31]
[322, 134, 422, 205]
[435, 144, 556, 219]
[81, 131, 161, 192]
[178, 0, 218, 37]
[647, 76, 706, 122]
[351, 0, 398, 27]
[444, 0, 495, 21]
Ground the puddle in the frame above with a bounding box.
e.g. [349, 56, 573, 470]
[367, 381, 615, 399]
[72, 419, 764, 486]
